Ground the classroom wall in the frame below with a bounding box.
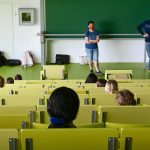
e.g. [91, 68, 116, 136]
[0, 0, 41, 63]
[46, 39, 146, 63]
[0, 1, 147, 64]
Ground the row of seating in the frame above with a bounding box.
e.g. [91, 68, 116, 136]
[36, 105, 150, 127]
[1, 128, 150, 150]
[1, 105, 150, 128]
[1, 91, 150, 107]
[2, 83, 150, 97]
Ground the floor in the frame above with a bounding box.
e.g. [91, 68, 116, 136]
[0, 63, 150, 80]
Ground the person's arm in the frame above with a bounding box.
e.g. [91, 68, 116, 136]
[85, 31, 91, 44]
[85, 37, 91, 44]
[89, 35, 100, 43]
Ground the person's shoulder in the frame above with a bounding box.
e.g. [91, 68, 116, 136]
[85, 30, 89, 34]
[85, 31, 89, 36]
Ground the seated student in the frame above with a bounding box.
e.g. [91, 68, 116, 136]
[97, 78, 107, 87]
[105, 79, 118, 94]
[116, 89, 136, 105]
[0, 76, 4, 88]
[6, 77, 14, 84]
[47, 87, 80, 128]
[85, 73, 98, 83]
[14, 74, 22, 80]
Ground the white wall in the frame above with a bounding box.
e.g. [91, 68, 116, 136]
[0, 0, 41, 62]
[46, 38, 146, 63]
[0, 2, 13, 59]
[0, 1, 147, 64]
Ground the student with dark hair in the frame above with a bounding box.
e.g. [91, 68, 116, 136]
[0, 76, 4, 88]
[105, 79, 118, 94]
[47, 87, 80, 128]
[6, 77, 14, 84]
[97, 78, 107, 87]
[85, 21, 104, 75]
[14, 74, 22, 80]
[116, 89, 136, 106]
[85, 73, 98, 83]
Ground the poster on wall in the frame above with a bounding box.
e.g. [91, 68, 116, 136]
[18, 8, 35, 25]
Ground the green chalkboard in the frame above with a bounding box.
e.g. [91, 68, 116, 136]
[45, 0, 150, 35]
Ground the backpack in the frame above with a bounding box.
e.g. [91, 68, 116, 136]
[21, 51, 34, 67]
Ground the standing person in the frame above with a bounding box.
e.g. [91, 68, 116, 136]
[85, 21, 104, 75]
[137, 20, 150, 70]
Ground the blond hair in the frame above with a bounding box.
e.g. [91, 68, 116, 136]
[105, 80, 118, 94]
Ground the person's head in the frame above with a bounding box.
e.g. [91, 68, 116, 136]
[85, 73, 98, 83]
[0, 76, 4, 88]
[116, 89, 136, 106]
[88, 21, 95, 30]
[47, 87, 80, 128]
[97, 79, 107, 87]
[105, 79, 118, 94]
[6, 77, 14, 84]
[14, 74, 22, 80]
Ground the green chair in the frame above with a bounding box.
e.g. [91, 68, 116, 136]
[74, 105, 99, 125]
[77, 123, 104, 128]
[85, 87, 105, 94]
[77, 94, 90, 105]
[120, 87, 150, 94]
[32, 122, 49, 129]
[105, 70, 132, 81]
[21, 128, 118, 150]
[89, 94, 116, 106]
[0, 114, 30, 129]
[0, 106, 36, 128]
[0, 129, 19, 150]
[120, 128, 150, 150]
[99, 106, 150, 127]
[40, 65, 67, 80]
[0, 95, 45, 106]
[136, 93, 150, 105]
[36, 105, 99, 125]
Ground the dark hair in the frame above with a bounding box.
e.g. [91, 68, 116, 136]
[116, 89, 136, 106]
[88, 21, 95, 25]
[105, 79, 118, 93]
[0, 76, 4, 87]
[97, 79, 107, 87]
[14, 74, 22, 80]
[47, 87, 80, 128]
[85, 73, 98, 83]
[6, 77, 14, 84]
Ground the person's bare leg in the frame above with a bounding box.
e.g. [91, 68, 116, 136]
[89, 61, 93, 71]
[93, 61, 99, 72]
